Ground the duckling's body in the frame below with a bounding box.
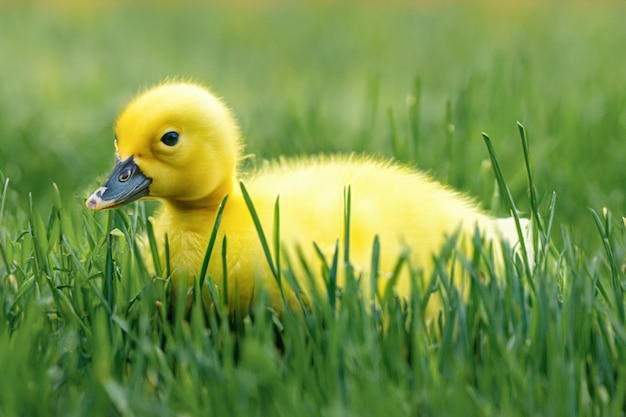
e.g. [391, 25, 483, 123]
[87, 82, 528, 317]
[155, 156, 490, 310]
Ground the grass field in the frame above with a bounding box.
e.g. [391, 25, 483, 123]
[1, 1, 625, 416]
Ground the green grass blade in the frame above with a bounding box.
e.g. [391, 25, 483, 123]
[221, 235, 228, 306]
[164, 233, 171, 279]
[382, 250, 408, 302]
[517, 122, 540, 227]
[198, 193, 229, 288]
[482, 132, 533, 281]
[104, 215, 116, 315]
[273, 195, 281, 287]
[0, 176, 9, 225]
[328, 240, 340, 313]
[239, 181, 282, 288]
[369, 235, 380, 306]
[589, 207, 624, 323]
[145, 219, 162, 278]
[343, 186, 351, 268]
[313, 240, 339, 311]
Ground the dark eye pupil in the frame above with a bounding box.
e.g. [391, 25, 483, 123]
[161, 131, 179, 146]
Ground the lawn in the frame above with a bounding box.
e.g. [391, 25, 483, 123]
[0, 1, 625, 416]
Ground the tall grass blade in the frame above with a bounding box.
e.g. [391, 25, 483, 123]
[0, 176, 9, 225]
[240, 181, 277, 279]
[517, 122, 540, 227]
[104, 213, 116, 315]
[145, 219, 162, 278]
[221, 235, 228, 306]
[343, 186, 351, 267]
[482, 132, 533, 282]
[370, 235, 380, 306]
[239, 182, 287, 308]
[198, 194, 229, 288]
[273, 196, 281, 287]
[589, 207, 624, 322]
[313, 240, 339, 311]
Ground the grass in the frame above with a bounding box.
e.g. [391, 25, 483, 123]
[0, 1, 625, 416]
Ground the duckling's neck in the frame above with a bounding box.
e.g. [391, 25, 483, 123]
[159, 196, 225, 236]
[164, 176, 235, 211]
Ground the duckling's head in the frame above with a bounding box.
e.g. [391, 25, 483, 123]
[87, 82, 242, 210]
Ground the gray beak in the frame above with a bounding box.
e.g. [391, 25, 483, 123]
[86, 156, 151, 210]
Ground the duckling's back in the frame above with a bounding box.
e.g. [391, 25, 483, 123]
[240, 156, 493, 294]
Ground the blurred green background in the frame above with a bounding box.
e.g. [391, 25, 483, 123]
[0, 1, 624, 248]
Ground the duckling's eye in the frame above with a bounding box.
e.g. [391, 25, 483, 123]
[160, 131, 179, 147]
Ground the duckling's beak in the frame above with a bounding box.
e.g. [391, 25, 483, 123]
[86, 156, 152, 210]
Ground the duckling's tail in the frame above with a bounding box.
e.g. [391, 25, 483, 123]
[484, 217, 534, 269]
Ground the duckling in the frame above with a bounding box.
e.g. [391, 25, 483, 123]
[86, 82, 530, 317]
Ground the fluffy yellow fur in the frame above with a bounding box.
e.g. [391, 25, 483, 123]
[88, 82, 529, 318]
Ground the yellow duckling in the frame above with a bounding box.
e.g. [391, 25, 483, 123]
[86, 82, 529, 317]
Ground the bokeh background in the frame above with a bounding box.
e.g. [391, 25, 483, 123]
[0, 0, 624, 249]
